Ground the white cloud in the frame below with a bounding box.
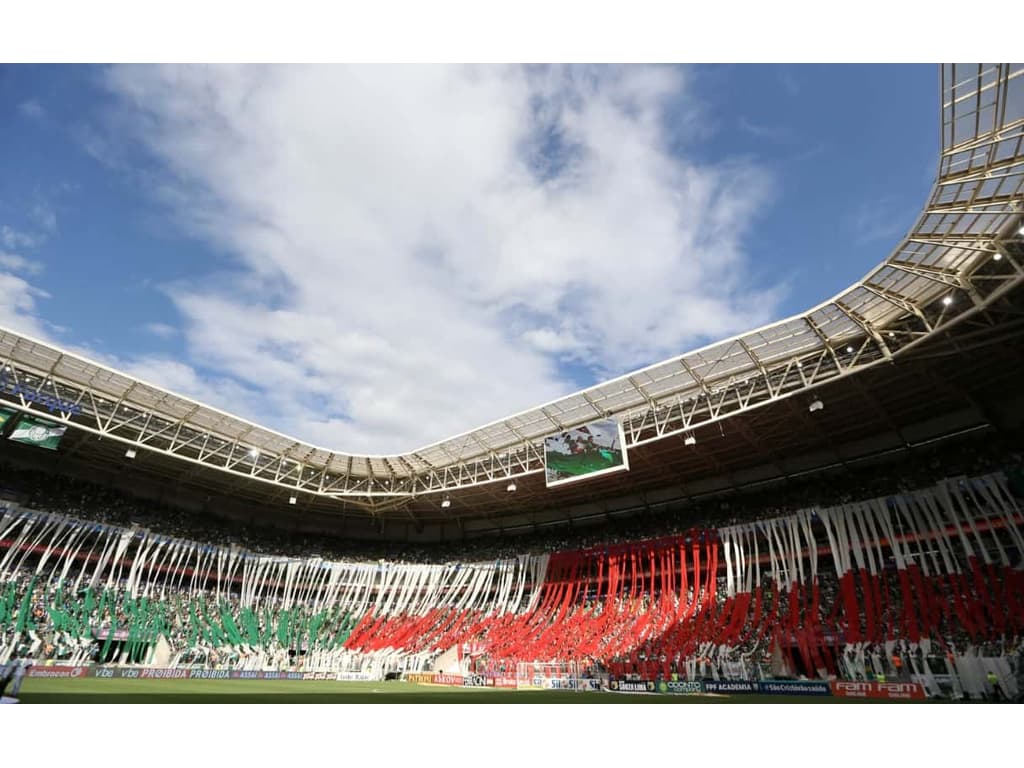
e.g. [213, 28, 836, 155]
[521, 327, 585, 356]
[18, 99, 45, 121]
[31, 201, 58, 235]
[93, 64, 782, 454]
[0, 250, 43, 275]
[1, 225, 41, 250]
[0, 271, 50, 339]
[144, 322, 178, 339]
[0, 215, 50, 336]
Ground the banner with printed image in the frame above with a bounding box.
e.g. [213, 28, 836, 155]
[8, 415, 67, 450]
[544, 418, 629, 487]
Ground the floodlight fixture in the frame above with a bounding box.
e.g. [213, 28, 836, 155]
[506, 482, 517, 492]
[808, 399, 824, 413]
[249, 448, 259, 458]
[124, 448, 137, 459]
[994, 252, 1003, 261]
[441, 496, 451, 509]
[684, 435, 697, 446]
[942, 295, 953, 306]
[288, 496, 297, 505]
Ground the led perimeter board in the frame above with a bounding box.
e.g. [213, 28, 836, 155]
[543, 418, 629, 488]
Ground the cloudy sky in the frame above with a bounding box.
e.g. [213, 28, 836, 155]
[0, 65, 936, 454]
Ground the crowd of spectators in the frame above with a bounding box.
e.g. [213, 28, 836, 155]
[1, 426, 1022, 692]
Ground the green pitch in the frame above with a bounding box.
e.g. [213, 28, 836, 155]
[14, 678, 929, 704]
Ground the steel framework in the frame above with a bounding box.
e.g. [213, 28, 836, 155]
[1, 63, 1022, 510]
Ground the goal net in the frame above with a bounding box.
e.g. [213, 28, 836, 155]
[515, 661, 580, 691]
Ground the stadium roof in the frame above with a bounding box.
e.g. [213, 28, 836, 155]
[1, 63, 1023, 533]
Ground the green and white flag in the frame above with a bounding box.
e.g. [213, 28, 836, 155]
[9, 415, 67, 450]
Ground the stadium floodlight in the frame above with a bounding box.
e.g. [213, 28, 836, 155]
[942, 295, 953, 306]
[845, 345, 854, 354]
[124, 448, 137, 459]
[808, 399, 824, 413]
[994, 252, 1003, 261]
[888, 331, 895, 338]
[248, 448, 259, 458]
[441, 496, 451, 509]
[684, 435, 696, 446]
[506, 482, 517, 492]
[288, 496, 297, 505]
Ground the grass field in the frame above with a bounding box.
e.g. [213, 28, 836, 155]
[13, 678, 931, 704]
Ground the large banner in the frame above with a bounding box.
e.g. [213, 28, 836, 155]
[405, 672, 437, 684]
[755, 680, 832, 696]
[657, 680, 704, 695]
[26, 665, 89, 678]
[137, 668, 192, 679]
[704, 680, 832, 696]
[831, 681, 926, 700]
[544, 418, 629, 487]
[30, 666, 310, 680]
[462, 674, 495, 688]
[520, 675, 579, 690]
[702, 680, 759, 694]
[231, 671, 305, 680]
[334, 671, 376, 682]
[433, 673, 465, 686]
[608, 679, 656, 693]
[8, 415, 67, 450]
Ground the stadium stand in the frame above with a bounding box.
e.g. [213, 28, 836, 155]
[1, 64, 1023, 703]
[2, 431, 1023, 698]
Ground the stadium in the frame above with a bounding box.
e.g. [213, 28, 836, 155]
[2, 61, 1024, 708]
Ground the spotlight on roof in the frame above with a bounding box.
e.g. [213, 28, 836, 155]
[288, 496, 297, 505]
[684, 435, 696, 446]
[124, 448, 137, 459]
[248, 448, 259, 458]
[441, 496, 452, 509]
[845, 345, 854, 354]
[942, 295, 953, 306]
[994, 252, 1003, 261]
[808, 399, 824, 413]
[887, 331, 895, 339]
[506, 482, 517, 492]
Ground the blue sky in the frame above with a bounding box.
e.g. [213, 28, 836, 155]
[0, 65, 937, 453]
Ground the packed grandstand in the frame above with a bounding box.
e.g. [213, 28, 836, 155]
[2, 63, 1024, 702]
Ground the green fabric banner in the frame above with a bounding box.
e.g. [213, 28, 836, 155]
[9, 415, 67, 450]
[14, 577, 37, 633]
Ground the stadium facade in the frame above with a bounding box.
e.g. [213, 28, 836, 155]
[1, 63, 1024, 701]
[0, 63, 1021, 545]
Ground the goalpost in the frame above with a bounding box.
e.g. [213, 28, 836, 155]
[515, 660, 581, 691]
